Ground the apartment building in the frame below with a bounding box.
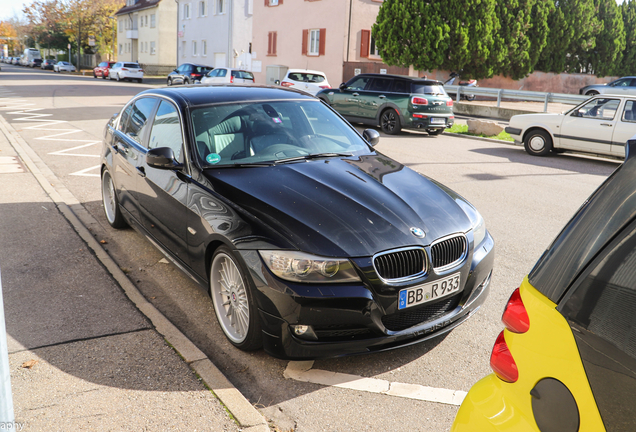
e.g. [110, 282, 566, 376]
[176, 0, 252, 69]
[115, 0, 177, 75]
[252, 0, 408, 86]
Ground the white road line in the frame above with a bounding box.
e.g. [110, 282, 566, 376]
[284, 361, 467, 406]
[69, 165, 100, 177]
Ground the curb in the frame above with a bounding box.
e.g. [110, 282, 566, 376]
[445, 131, 522, 147]
[0, 115, 270, 432]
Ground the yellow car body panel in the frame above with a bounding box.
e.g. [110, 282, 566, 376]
[452, 277, 606, 432]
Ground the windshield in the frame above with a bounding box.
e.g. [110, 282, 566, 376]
[411, 83, 448, 96]
[191, 100, 371, 167]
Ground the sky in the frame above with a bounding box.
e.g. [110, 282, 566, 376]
[0, 0, 34, 22]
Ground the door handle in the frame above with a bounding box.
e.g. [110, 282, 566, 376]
[136, 166, 146, 177]
[352, 92, 359, 97]
[600, 123, 613, 127]
[379, 95, 386, 99]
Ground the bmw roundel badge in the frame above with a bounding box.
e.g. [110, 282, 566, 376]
[410, 227, 425, 238]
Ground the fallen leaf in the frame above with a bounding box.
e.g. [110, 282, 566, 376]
[100, 240, 108, 244]
[21, 360, 39, 369]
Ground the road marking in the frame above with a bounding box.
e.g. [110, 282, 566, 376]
[70, 165, 100, 177]
[284, 361, 467, 406]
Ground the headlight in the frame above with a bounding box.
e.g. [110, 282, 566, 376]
[472, 214, 487, 246]
[258, 250, 361, 283]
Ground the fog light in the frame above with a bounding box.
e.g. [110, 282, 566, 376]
[291, 325, 318, 340]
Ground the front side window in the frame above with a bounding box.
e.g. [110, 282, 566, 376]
[149, 101, 183, 161]
[574, 98, 620, 120]
[346, 76, 371, 91]
[191, 100, 369, 166]
[611, 78, 633, 87]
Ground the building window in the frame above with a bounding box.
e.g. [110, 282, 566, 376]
[182, 41, 186, 57]
[150, 41, 156, 55]
[369, 34, 380, 57]
[218, 0, 224, 14]
[199, 1, 206, 16]
[145, 41, 149, 52]
[145, 15, 148, 26]
[267, 0, 280, 5]
[184, 3, 191, 19]
[150, 14, 156, 28]
[193, 41, 198, 56]
[267, 31, 277, 56]
[119, 44, 123, 54]
[302, 28, 325, 56]
[202, 40, 207, 56]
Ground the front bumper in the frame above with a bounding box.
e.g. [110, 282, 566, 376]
[240, 232, 494, 359]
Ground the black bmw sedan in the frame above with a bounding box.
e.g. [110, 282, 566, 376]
[100, 85, 495, 359]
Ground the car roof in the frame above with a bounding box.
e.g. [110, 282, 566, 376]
[287, 69, 326, 75]
[135, 84, 316, 108]
[350, 73, 443, 85]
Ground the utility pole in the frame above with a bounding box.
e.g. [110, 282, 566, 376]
[0, 269, 15, 427]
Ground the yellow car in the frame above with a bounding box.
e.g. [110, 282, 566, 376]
[452, 138, 636, 432]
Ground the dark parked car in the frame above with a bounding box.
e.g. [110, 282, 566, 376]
[317, 73, 454, 136]
[453, 138, 636, 431]
[100, 85, 494, 359]
[93, 61, 116, 79]
[167, 63, 213, 85]
[28, 58, 42, 68]
[41, 59, 57, 70]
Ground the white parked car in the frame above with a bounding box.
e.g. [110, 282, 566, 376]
[109, 62, 144, 83]
[506, 94, 636, 158]
[276, 69, 331, 96]
[201, 68, 254, 84]
[54, 61, 76, 73]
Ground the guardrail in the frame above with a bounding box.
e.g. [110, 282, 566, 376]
[444, 85, 589, 112]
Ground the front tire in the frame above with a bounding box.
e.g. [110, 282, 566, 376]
[93, 72, 97, 78]
[209, 246, 262, 351]
[380, 108, 401, 135]
[524, 129, 553, 156]
[101, 169, 127, 229]
[116, 73, 121, 82]
[586, 90, 599, 96]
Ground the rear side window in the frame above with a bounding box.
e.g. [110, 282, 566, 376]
[560, 220, 636, 432]
[196, 66, 212, 74]
[123, 98, 157, 144]
[392, 80, 409, 93]
[368, 78, 392, 92]
[231, 70, 254, 80]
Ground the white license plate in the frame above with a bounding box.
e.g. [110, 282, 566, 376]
[430, 118, 446, 125]
[398, 273, 461, 310]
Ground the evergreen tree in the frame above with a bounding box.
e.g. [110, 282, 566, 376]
[620, 0, 636, 76]
[536, 0, 601, 73]
[584, 0, 625, 76]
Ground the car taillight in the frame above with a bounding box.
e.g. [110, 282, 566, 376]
[319, 85, 331, 89]
[121, 68, 128, 71]
[490, 331, 518, 383]
[230, 75, 234, 83]
[446, 100, 453, 107]
[502, 288, 530, 333]
[139, 69, 144, 72]
[281, 81, 294, 87]
[191, 73, 201, 78]
[413, 114, 427, 119]
[411, 97, 428, 105]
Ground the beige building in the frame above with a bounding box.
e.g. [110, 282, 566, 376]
[115, 0, 177, 75]
[252, 0, 409, 86]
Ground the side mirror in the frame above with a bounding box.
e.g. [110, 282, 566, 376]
[363, 129, 380, 147]
[274, 79, 280, 85]
[339, 82, 346, 90]
[146, 147, 183, 170]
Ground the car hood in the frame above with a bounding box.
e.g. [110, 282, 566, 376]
[203, 154, 474, 257]
[510, 112, 563, 127]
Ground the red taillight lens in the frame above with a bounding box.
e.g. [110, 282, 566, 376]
[411, 97, 428, 105]
[446, 100, 453, 107]
[230, 75, 234, 83]
[319, 85, 331, 89]
[191, 73, 201, 78]
[413, 113, 427, 119]
[281, 81, 294, 87]
[502, 288, 530, 333]
[490, 331, 518, 383]
[121, 68, 129, 71]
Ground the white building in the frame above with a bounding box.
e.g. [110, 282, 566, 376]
[176, 0, 253, 69]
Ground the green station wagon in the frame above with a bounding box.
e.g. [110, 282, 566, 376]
[316, 73, 454, 136]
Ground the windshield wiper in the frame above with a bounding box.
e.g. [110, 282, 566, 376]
[274, 153, 353, 165]
[202, 161, 274, 168]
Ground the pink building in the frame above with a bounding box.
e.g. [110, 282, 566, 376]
[252, 0, 410, 87]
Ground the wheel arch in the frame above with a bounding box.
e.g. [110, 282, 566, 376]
[522, 126, 555, 146]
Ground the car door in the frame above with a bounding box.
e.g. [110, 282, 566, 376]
[559, 97, 620, 155]
[610, 99, 636, 157]
[559, 219, 636, 432]
[607, 77, 636, 96]
[135, 99, 190, 261]
[358, 77, 393, 120]
[331, 76, 372, 117]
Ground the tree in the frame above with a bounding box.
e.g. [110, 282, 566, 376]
[536, 0, 602, 73]
[492, 0, 553, 80]
[585, 0, 625, 77]
[620, 0, 636, 76]
[0, 21, 18, 54]
[22, 0, 70, 52]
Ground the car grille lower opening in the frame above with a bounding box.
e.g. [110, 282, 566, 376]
[374, 248, 427, 281]
[313, 325, 373, 341]
[381, 294, 460, 332]
[431, 235, 467, 270]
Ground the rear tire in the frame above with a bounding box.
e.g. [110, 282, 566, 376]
[93, 72, 97, 78]
[464, 94, 476, 101]
[101, 169, 127, 229]
[524, 129, 553, 156]
[427, 128, 444, 136]
[586, 90, 599, 96]
[380, 108, 401, 135]
[209, 246, 262, 351]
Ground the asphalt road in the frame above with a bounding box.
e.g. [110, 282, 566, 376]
[0, 63, 620, 431]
